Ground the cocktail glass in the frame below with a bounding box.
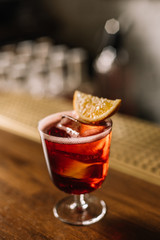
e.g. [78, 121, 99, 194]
[38, 111, 112, 225]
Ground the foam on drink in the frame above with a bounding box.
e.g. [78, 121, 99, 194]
[39, 111, 112, 143]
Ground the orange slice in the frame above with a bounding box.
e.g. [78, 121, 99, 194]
[73, 90, 121, 122]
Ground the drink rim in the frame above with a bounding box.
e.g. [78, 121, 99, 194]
[38, 110, 112, 144]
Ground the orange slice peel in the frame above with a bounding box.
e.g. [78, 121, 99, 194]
[73, 90, 121, 122]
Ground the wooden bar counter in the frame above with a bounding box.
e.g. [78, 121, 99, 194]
[0, 93, 160, 239]
[0, 128, 160, 240]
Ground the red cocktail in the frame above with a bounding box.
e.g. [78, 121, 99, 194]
[38, 111, 112, 225]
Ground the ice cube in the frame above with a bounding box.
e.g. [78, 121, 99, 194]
[56, 115, 107, 138]
[56, 115, 80, 137]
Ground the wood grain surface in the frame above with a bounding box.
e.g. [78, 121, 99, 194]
[0, 129, 160, 240]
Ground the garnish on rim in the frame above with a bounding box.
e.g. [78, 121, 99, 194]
[73, 90, 121, 122]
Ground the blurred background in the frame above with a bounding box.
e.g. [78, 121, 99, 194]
[0, 0, 160, 124]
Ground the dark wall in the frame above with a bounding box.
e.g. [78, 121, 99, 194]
[0, 0, 57, 44]
[0, 0, 119, 55]
[1, 0, 160, 123]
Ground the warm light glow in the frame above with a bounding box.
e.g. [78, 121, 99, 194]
[105, 18, 120, 34]
[94, 47, 116, 73]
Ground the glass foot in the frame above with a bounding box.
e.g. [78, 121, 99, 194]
[53, 194, 107, 225]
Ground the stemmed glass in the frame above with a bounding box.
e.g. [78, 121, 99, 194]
[38, 111, 112, 225]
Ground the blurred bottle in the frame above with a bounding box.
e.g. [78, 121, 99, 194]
[93, 18, 136, 115]
[47, 44, 67, 97]
[65, 48, 88, 94]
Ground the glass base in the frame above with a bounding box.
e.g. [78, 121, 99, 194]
[53, 194, 107, 225]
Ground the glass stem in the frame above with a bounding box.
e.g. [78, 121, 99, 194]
[74, 194, 88, 212]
